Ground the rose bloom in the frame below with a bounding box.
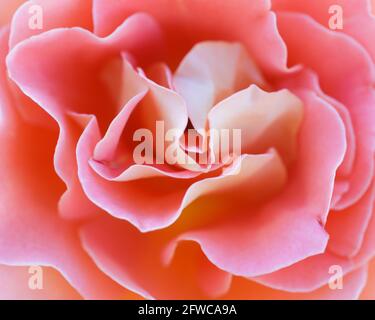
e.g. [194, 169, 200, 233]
[0, 0, 374, 300]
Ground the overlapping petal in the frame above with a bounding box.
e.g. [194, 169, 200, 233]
[0, 0, 373, 301]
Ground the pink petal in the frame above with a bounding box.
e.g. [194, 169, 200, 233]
[76, 114, 193, 232]
[7, 13, 163, 220]
[0, 0, 24, 27]
[90, 87, 199, 180]
[56, 116, 103, 220]
[208, 85, 303, 165]
[7, 13, 163, 123]
[254, 177, 375, 292]
[0, 265, 81, 300]
[275, 68, 356, 181]
[77, 111, 286, 231]
[254, 252, 352, 292]
[168, 89, 346, 277]
[277, 12, 375, 209]
[0, 119, 138, 299]
[0, 29, 142, 299]
[80, 216, 232, 299]
[144, 62, 174, 89]
[93, 0, 288, 75]
[174, 41, 265, 130]
[0, 27, 17, 126]
[326, 180, 375, 258]
[273, 0, 375, 63]
[271, 71, 371, 284]
[9, 0, 93, 49]
[91, 57, 195, 175]
[360, 258, 375, 300]
[221, 267, 367, 300]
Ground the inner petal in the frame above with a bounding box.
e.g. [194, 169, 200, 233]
[174, 41, 267, 131]
[208, 85, 303, 165]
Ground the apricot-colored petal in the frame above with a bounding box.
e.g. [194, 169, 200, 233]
[90, 70, 199, 180]
[77, 111, 286, 232]
[0, 28, 141, 299]
[0, 0, 24, 27]
[0, 120, 139, 299]
[174, 41, 265, 130]
[209, 85, 302, 164]
[6, 14, 164, 220]
[7, 13, 163, 123]
[80, 216, 231, 299]
[9, 0, 93, 49]
[277, 12, 375, 209]
[93, 94, 147, 164]
[0, 265, 81, 300]
[327, 180, 375, 258]
[275, 68, 356, 181]
[77, 114, 193, 232]
[0, 27, 17, 126]
[55, 116, 103, 221]
[145, 62, 174, 89]
[93, 0, 288, 75]
[360, 258, 375, 300]
[221, 267, 367, 300]
[254, 179, 375, 292]
[169, 89, 346, 278]
[273, 0, 375, 64]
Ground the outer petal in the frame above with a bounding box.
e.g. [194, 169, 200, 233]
[7, 13, 164, 220]
[0, 0, 24, 27]
[0, 117, 140, 299]
[0, 29, 140, 300]
[80, 216, 231, 299]
[273, 0, 375, 63]
[276, 12, 375, 209]
[0, 265, 81, 300]
[254, 177, 375, 292]
[93, 0, 288, 75]
[360, 258, 375, 299]
[274, 69, 373, 260]
[220, 267, 367, 300]
[9, 0, 93, 49]
[326, 181, 375, 258]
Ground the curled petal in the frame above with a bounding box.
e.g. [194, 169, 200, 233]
[77, 112, 286, 231]
[221, 267, 367, 300]
[208, 85, 303, 165]
[0, 265, 81, 300]
[7, 13, 164, 220]
[255, 176, 375, 292]
[360, 258, 375, 299]
[277, 12, 375, 208]
[80, 217, 231, 299]
[327, 180, 375, 258]
[0, 118, 137, 299]
[174, 41, 265, 130]
[167, 89, 346, 277]
[9, 0, 93, 49]
[93, 0, 288, 75]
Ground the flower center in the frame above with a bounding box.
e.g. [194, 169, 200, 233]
[93, 41, 303, 178]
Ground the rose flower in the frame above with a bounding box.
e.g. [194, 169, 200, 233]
[0, 0, 374, 299]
